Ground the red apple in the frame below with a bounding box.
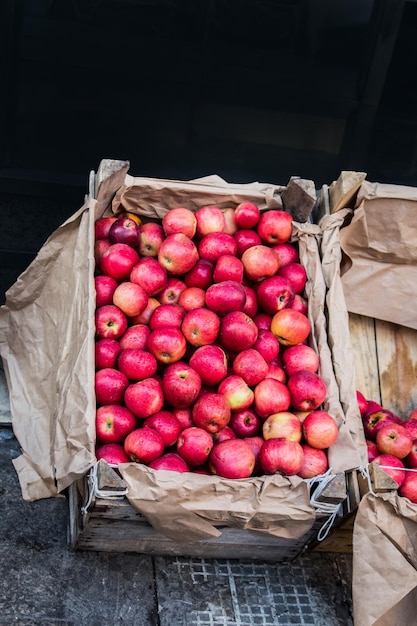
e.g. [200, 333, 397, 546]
[162, 207, 197, 238]
[171, 408, 193, 430]
[117, 349, 158, 381]
[262, 411, 302, 442]
[232, 349, 268, 386]
[192, 392, 231, 433]
[95, 404, 137, 444]
[243, 436, 264, 475]
[95, 338, 122, 370]
[188, 344, 228, 386]
[162, 361, 202, 409]
[213, 255, 244, 283]
[176, 426, 214, 466]
[198, 232, 237, 263]
[362, 408, 402, 441]
[149, 303, 185, 330]
[119, 324, 151, 351]
[158, 233, 199, 275]
[213, 426, 237, 443]
[147, 326, 187, 364]
[373, 454, 406, 487]
[289, 294, 308, 315]
[158, 277, 187, 305]
[138, 222, 164, 257]
[288, 370, 327, 412]
[256, 275, 295, 314]
[143, 410, 183, 447]
[130, 257, 168, 296]
[399, 472, 417, 503]
[95, 216, 117, 241]
[149, 452, 190, 473]
[376, 422, 413, 459]
[130, 297, 161, 325]
[271, 242, 299, 267]
[282, 344, 319, 376]
[404, 418, 417, 441]
[259, 438, 304, 475]
[112, 282, 148, 318]
[366, 439, 380, 462]
[108, 216, 140, 248]
[195, 205, 225, 236]
[124, 427, 165, 464]
[94, 239, 111, 266]
[234, 201, 260, 229]
[95, 368, 129, 406]
[218, 375, 254, 412]
[253, 313, 272, 331]
[96, 442, 130, 465]
[242, 285, 258, 318]
[241, 245, 280, 282]
[278, 263, 307, 295]
[298, 445, 328, 479]
[270, 309, 311, 346]
[205, 280, 246, 315]
[364, 400, 383, 416]
[253, 378, 291, 418]
[95, 275, 118, 307]
[181, 308, 220, 347]
[356, 391, 368, 417]
[219, 311, 258, 352]
[222, 207, 238, 234]
[229, 408, 261, 438]
[95, 305, 129, 343]
[257, 209, 292, 245]
[252, 329, 280, 363]
[184, 259, 214, 289]
[234, 229, 262, 257]
[265, 363, 287, 384]
[302, 410, 339, 449]
[178, 287, 206, 311]
[124, 377, 165, 419]
[100, 243, 140, 281]
[209, 439, 255, 479]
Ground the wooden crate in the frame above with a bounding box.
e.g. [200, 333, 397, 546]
[67, 461, 353, 561]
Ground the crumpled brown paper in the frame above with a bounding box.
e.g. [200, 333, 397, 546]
[352, 491, 417, 626]
[0, 169, 363, 543]
[120, 463, 315, 542]
[338, 180, 417, 330]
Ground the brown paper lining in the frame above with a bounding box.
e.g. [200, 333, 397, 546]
[352, 492, 417, 626]
[338, 180, 417, 330]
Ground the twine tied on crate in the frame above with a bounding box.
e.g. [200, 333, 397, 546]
[81, 462, 128, 517]
[307, 469, 344, 541]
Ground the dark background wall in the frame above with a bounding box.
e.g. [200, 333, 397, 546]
[1, 0, 417, 302]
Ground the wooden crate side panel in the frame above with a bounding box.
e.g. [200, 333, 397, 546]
[348, 313, 381, 403]
[69, 492, 328, 561]
[375, 319, 417, 418]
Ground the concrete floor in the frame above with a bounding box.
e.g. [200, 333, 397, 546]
[0, 432, 354, 625]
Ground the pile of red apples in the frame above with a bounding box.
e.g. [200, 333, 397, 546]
[358, 391, 417, 503]
[93, 202, 339, 480]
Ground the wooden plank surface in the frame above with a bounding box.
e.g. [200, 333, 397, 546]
[348, 313, 381, 403]
[375, 319, 417, 418]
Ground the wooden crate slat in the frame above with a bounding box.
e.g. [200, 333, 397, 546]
[348, 313, 381, 403]
[375, 319, 417, 418]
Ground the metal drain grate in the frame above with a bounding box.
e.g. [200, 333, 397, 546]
[155, 554, 352, 626]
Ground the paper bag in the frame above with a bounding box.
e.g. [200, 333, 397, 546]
[352, 491, 417, 626]
[338, 180, 417, 330]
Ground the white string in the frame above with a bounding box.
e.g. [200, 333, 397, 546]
[80, 462, 128, 517]
[307, 468, 344, 541]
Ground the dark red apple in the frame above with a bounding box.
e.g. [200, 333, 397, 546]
[209, 439, 255, 479]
